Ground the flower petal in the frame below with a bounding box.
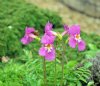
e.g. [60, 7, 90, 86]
[69, 25, 80, 35]
[25, 27, 35, 34]
[21, 37, 28, 45]
[45, 22, 53, 33]
[46, 31, 53, 35]
[68, 37, 77, 48]
[64, 24, 69, 31]
[39, 47, 46, 56]
[78, 40, 86, 51]
[41, 33, 55, 44]
[21, 35, 34, 45]
[45, 48, 55, 61]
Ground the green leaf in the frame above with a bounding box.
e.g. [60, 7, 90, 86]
[77, 81, 82, 86]
[87, 81, 94, 86]
[85, 50, 100, 59]
[79, 77, 87, 83]
[68, 82, 76, 86]
[82, 74, 89, 79]
[66, 60, 78, 68]
[88, 43, 97, 50]
[84, 62, 92, 68]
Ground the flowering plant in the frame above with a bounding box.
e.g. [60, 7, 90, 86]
[63, 24, 86, 51]
[21, 22, 86, 85]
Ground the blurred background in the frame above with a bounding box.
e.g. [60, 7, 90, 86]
[27, 0, 100, 34]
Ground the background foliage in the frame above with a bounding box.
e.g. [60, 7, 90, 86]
[0, 0, 62, 57]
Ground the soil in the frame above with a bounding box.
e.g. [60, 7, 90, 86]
[26, 0, 100, 35]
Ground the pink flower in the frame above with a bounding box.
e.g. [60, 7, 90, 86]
[62, 24, 69, 36]
[68, 25, 86, 51]
[39, 22, 56, 61]
[21, 27, 37, 45]
[41, 22, 56, 44]
[39, 44, 55, 61]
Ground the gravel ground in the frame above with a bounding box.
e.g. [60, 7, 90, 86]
[26, 0, 100, 35]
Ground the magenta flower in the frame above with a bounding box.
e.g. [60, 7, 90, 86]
[68, 25, 86, 51]
[41, 22, 56, 44]
[39, 44, 55, 61]
[62, 24, 69, 36]
[21, 27, 37, 45]
[39, 22, 56, 61]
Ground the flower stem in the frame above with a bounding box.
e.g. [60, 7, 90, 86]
[43, 58, 47, 85]
[61, 41, 65, 86]
[54, 42, 58, 86]
[61, 56, 64, 86]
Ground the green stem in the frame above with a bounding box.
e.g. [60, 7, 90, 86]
[54, 42, 58, 86]
[61, 55, 64, 86]
[43, 58, 47, 86]
[61, 40, 65, 86]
